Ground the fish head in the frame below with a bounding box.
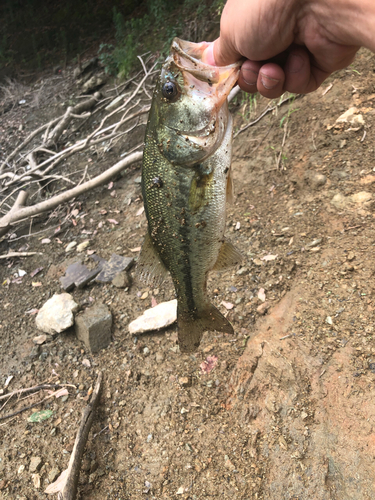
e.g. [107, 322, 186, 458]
[151, 38, 241, 166]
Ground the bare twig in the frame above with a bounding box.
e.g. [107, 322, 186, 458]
[0, 151, 143, 238]
[0, 117, 61, 173]
[234, 93, 301, 138]
[0, 383, 75, 401]
[45, 372, 103, 499]
[0, 388, 71, 421]
[0, 251, 42, 259]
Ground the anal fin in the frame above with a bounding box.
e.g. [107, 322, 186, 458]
[136, 232, 169, 286]
[212, 240, 242, 271]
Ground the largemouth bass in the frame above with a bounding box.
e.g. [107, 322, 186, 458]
[138, 38, 241, 352]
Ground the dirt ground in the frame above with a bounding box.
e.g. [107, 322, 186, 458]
[1, 48, 375, 499]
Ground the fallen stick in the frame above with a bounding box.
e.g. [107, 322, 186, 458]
[45, 372, 103, 499]
[0, 151, 143, 238]
[0, 251, 42, 259]
[0, 383, 75, 402]
[0, 387, 70, 421]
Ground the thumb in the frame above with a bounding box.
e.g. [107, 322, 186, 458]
[202, 38, 243, 66]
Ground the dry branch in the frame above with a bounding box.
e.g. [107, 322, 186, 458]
[45, 372, 103, 499]
[0, 383, 75, 401]
[0, 151, 143, 238]
[0, 251, 42, 259]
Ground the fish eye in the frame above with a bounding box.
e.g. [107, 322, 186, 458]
[162, 81, 179, 100]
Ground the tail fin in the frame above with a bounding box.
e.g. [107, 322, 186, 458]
[178, 303, 234, 352]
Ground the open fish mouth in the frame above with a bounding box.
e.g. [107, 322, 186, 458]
[169, 38, 241, 108]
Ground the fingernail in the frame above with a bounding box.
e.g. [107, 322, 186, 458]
[202, 43, 216, 65]
[242, 68, 258, 86]
[260, 73, 279, 90]
[285, 53, 304, 73]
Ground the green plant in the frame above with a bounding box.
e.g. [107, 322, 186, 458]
[279, 94, 298, 127]
[98, 43, 117, 75]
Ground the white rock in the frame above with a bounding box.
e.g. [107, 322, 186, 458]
[128, 299, 177, 334]
[330, 193, 347, 209]
[350, 191, 372, 205]
[335, 106, 364, 128]
[36, 293, 79, 334]
[65, 241, 77, 252]
[76, 240, 90, 252]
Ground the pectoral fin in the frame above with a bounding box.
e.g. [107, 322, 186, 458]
[136, 232, 169, 285]
[189, 170, 213, 212]
[212, 240, 242, 271]
[226, 166, 234, 204]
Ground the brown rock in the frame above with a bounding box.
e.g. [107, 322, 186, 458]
[75, 303, 112, 353]
[112, 271, 132, 288]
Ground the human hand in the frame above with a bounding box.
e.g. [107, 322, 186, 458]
[203, 0, 368, 98]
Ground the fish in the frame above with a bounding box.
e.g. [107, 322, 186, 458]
[137, 38, 242, 352]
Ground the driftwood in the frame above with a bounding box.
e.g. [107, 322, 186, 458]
[45, 372, 103, 499]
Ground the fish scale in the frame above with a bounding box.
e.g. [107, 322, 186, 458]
[137, 38, 242, 352]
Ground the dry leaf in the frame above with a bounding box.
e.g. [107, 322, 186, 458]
[200, 355, 218, 374]
[47, 388, 69, 398]
[107, 219, 119, 225]
[136, 206, 145, 216]
[44, 469, 68, 494]
[151, 296, 158, 308]
[25, 308, 39, 315]
[108, 181, 114, 190]
[261, 254, 278, 261]
[32, 282, 42, 287]
[130, 247, 141, 252]
[30, 267, 43, 277]
[221, 301, 234, 310]
[33, 334, 47, 345]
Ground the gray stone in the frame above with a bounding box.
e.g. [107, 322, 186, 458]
[29, 456, 42, 473]
[331, 169, 349, 180]
[95, 254, 134, 283]
[155, 351, 165, 364]
[75, 303, 112, 353]
[112, 271, 132, 288]
[60, 261, 101, 291]
[48, 467, 60, 483]
[36, 293, 79, 335]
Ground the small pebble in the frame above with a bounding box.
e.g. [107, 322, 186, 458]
[65, 241, 77, 252]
